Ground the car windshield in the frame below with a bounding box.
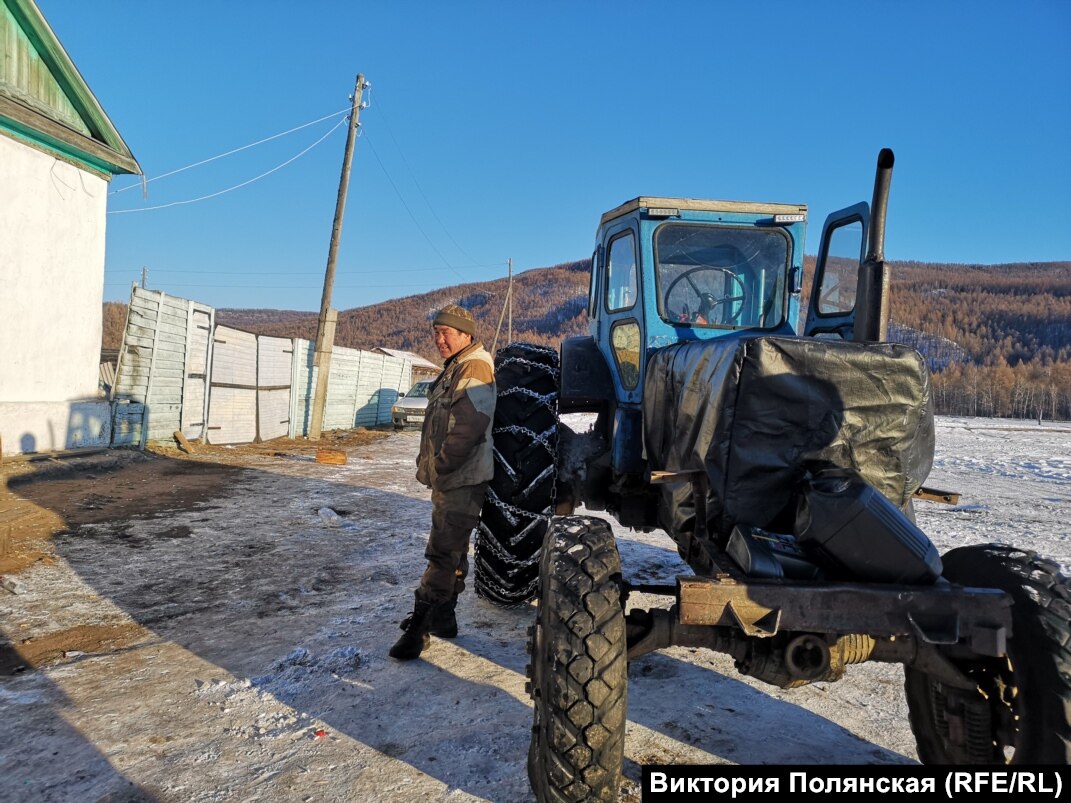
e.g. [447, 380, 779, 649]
[655, 224, 790, 329]
[406, 382, 432, 398]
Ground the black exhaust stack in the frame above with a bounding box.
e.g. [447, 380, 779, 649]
[853, 148, 895, 342]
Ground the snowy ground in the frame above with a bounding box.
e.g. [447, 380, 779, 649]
[1, 416, 1069, 802]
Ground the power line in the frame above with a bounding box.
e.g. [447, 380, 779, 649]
[104, 263, 506, 276]
[103, 280, 480, 290]
[362, 131, 468, 284]
[108, 107, 351, 195]
[370, 90, 483, 269]
[108, 116, 349, 214]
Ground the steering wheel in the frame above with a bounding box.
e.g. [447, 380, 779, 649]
[666, 266, 747, 324]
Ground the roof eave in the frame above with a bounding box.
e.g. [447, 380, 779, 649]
[4, 0, 141, 176]
[0, 93, 140, 176]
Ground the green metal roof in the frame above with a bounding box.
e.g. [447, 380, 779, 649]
[0, 0, 140, 176]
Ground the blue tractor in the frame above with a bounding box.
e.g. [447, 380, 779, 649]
[473, 151, 1070, 799]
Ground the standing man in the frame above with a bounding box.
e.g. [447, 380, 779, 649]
[390, 304, 496, 660]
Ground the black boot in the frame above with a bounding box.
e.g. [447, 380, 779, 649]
[390, 595, 436, 661]
[429, 596, 458, 638]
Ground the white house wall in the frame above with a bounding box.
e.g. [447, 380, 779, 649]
[0, 134, 111, 455]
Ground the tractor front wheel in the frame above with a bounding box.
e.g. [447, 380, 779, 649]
[527, 516, 628, 802]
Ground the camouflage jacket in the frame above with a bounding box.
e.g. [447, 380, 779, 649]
[416, 341, 496, 491]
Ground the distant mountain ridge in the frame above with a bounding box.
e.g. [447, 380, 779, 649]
[215, 259, 591, 364]
[102, 258, 1071, 420]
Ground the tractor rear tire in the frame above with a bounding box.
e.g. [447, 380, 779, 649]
[527, 516, 627, 802]
[904, 543, 1071, 763]
[474, 342, 559, 606]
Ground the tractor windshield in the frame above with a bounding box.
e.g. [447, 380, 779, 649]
[654, 224, 790, 329]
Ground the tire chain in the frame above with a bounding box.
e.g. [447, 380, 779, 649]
[498, 384, 558, 410]
[474, 555, 538, 605]
[474, 342, 560, 606]
[493, 423, 557, 457]
[483, 487, 552, 531]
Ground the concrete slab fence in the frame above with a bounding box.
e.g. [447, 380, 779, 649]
[112, 286, 412, 446]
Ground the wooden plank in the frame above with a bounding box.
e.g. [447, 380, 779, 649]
[148, 360, 186, 372]
[120, 333, 157, 350]
[120, 358, 152, 373]
[161, 297, 192, 316]
[316, 448, 347, 465]
[130, 295, 160, 312]
[649, 469, 703, 485]
[152, 336, 188, 353]
[144, 403, 183, 413]
[150, 356, 186, 372]
[153, 318, 192, 337]
[126, 303, 179, 325]
[127, 308, 160, 327]
[118, 381, 149, 396]
[913, 486, 961, 505]
[149, 374, 185, 387]
[148, 381, 185, 394]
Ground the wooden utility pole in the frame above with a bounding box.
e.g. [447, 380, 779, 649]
[491, 259, 513, 354]
[309, 74, 367, 440]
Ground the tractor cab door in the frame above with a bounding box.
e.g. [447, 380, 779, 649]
[599, 223, 644, 404]
[804, 148, 896, 343]
[803, 202, 869, 340]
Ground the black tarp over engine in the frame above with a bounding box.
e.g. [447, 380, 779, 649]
[643, 336, 935, 555]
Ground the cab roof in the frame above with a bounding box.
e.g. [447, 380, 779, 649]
[600, 197, 807, 227]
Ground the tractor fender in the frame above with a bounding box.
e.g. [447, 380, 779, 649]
[559, 335, 614, 413]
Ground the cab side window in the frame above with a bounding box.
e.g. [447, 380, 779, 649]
[817, 219, 863, 315]
[605, 232, 637, 312]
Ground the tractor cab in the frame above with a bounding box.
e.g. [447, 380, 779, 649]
[585, 197, 807, 405]
[559, 156, 893, 526]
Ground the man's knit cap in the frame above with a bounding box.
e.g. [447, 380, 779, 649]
[433, 304, 476, 336]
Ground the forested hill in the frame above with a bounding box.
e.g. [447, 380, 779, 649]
[220, 259, 593, 363]
[102, 258, 1071, 420]
[888, 261, 1071, 365]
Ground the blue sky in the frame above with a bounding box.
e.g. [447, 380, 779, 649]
[39, 0, 1071, 311]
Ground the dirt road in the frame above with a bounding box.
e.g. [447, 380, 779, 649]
[5, 421, 1065, 801]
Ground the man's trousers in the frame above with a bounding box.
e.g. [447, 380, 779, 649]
[419, 482, 489, 603]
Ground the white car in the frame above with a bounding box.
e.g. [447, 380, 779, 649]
[391, 380, 433, 429]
